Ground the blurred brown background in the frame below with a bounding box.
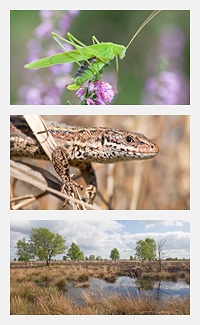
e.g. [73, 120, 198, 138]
[10, 115, 190, 210]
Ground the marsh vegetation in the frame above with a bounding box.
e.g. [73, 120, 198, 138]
[10, 260, 190, 315]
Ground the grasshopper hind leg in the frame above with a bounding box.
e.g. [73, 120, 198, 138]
[74, 58, 97, 79]
[67, 57, 103, 91]
[66, 58, 97, 91]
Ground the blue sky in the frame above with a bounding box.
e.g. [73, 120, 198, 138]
[118, 220, 190, 233]
[10, 220, 190, 261]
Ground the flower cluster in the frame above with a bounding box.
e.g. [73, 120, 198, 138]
[142, 26, 189, 105]
[76, 80, 115, 105]
[17, 10, 79, 105]
[145, 70, 189, 105]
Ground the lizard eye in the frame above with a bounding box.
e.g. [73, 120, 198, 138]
[125, 136, 133, 143]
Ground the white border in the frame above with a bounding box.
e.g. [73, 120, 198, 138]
[2, 0, 199, 323]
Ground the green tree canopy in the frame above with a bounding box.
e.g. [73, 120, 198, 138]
[135, 238, 157, 261]
[16, 238, 34, 262]
[96, 256, 102, 261]
[89, 255, 95, 261]
[63, 255, 68, 261]
[67, 242, 84, 261]
[29, 227, 67, 266]
[110, 248, 120, 261]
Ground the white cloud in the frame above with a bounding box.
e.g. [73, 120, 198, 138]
[10, 220, 125, 260]
[10, 220, 31, 234]
[144, 220, 186, 229]
[10, 221, 190, 260]
[122, 231, 190, 259]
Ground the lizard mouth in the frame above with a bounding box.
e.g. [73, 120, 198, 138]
[147, 151, 159, 158]
[136, 151, 159, 160]
[149, 142, 160, 154]
[138, 142, 159, 159]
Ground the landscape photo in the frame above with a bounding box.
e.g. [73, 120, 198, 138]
[10, 219, 190, 315]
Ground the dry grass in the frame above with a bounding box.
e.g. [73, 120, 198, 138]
[10, 263, 190, 315]
[157, 297, 190, 315]
[10, 291, 189, 315]
[10, 263, 119, 289]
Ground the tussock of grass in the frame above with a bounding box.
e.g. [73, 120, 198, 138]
[10, 296, 30, 315]
[10, 291, 190, 315]
[158, 297, 190, 315]
[32, 294, 75, 315]
[74, 281, 89, 288]
[91, 294, 156, 315]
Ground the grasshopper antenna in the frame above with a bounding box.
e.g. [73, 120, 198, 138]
[126, 10, 161, 50]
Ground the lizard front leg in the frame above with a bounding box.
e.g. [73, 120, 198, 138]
[51, 146, 83, 206]
[78, 162, 97, 204]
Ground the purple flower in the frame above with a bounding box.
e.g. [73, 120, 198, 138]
[18, 10, 80, 105]
[159, 26, 185, 60]
[26, 88, 42, 105]
[95, 98, 106, 105]
[96, 81, 115, 103]
[34, 21, 53, 38]
[59, 10, 79, 32]
[59, 15, 71, 33]
[86, 98, 95, 105]
[68, 10, 80, 17]
[76, 87, 86, 100]
[26, 39, 41, 62]
[43, 94, 61, 105]
[39, 10, 53, 20]
[75, 80, 115, 105]
[88, 81, 95, 93]
[145, 70, 189, 105]
[142, 25, 189, 105]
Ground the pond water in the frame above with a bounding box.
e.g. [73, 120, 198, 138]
[66, 276, 189, 306]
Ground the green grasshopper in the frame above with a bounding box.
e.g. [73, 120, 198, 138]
[24, 10, 161, 91]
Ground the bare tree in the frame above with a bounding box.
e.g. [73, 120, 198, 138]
[157, 240, 166, 272]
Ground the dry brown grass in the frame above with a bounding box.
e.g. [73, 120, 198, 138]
[10, 264, 190, 315]
[73, 282, 89, 288]
[157, 297, 190, 315]
[10, 291, 189, 315]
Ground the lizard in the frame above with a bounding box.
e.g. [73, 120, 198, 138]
[10, 116, 159, 207]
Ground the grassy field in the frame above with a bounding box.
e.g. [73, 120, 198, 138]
[10, 260, 190, 315]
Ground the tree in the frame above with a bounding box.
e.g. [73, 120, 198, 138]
[110, 248, 120, 261]
[130, 255, 134, 260]
[29, 228, 67, 266]
[67, 242, 84, 261]
[96, 256, 102, 261]
[135, 238, 157, 261]
[145, 238, 157, 260]
[157, 240, 166, 272]
[89, 255, 95, 261]
[63, 255, 68, 261]
[16, 238, 33, 262]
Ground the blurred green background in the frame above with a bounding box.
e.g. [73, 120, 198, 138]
[10, 10, 190, 105]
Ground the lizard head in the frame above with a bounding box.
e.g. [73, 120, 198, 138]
[96, 128, 159, 163]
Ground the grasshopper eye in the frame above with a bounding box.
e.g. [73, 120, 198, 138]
[125, 136, 133, 143]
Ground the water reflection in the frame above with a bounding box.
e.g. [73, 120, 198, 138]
[66, 276, 189, 306]
[136, 278, 155, 291]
